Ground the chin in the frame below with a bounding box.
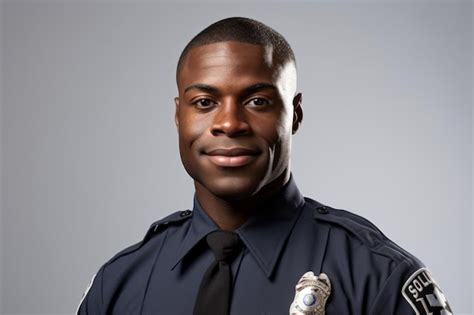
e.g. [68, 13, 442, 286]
[203, 176, 263, 201]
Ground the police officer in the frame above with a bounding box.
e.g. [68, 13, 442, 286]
[77, 17, 452, 315]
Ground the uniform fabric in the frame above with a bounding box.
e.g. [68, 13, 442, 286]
[193, 231, 242, 315]
[77, 175, 451, 314]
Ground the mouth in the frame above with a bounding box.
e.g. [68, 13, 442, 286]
[204, 147, 260, 168]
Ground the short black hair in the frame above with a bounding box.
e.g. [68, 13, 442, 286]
[176, 17, 296, 78]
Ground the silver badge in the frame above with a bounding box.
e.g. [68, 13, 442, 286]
[289, 271, 331, 315]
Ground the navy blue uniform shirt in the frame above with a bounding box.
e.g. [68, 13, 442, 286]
[77, 176, 452, 314]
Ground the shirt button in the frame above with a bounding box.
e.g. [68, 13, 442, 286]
[180, 210, 192, 217]
[317, 206, 329, 214]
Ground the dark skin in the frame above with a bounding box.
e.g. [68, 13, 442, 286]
[175, 41, 303, 231]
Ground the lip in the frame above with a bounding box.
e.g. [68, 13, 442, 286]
[204, 147, 260, 167]
[206, 147, 260, 156]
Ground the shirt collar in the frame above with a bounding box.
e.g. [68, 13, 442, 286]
[236, 175, 305, 278]
[170, 174, 305, 278]
[170, 196, 219, 270]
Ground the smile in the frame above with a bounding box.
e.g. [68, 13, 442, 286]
[205, 147, 260, 167]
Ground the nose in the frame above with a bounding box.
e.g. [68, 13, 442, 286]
[210, 100, 250, 137]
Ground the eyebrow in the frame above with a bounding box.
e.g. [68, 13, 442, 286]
[244, 83, 277, 95]
[184, 84, 219, 94]
[184, 83, 277, 94]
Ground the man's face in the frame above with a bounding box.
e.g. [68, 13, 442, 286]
[175, 41, 302, 200]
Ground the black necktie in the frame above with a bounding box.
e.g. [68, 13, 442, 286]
[193, 230, 242, 315]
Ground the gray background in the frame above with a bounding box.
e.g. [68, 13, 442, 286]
[1, 1, 472, 314]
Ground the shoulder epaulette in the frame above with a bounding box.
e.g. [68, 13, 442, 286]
[306, 198, 386, 249]
[142, 209, 193, 243]
[105, 210, 193, 265]
[307, 197, 420, 265]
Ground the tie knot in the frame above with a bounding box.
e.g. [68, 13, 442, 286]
[206, 230, 242, 262]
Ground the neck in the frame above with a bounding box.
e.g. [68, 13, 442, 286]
[195, 170, 290, 231]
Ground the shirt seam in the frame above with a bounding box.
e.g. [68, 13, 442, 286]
[367, 258, 412, 314]
[139, 228, 169, 315]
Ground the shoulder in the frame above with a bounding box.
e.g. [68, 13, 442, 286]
[303, 198, 455, 313]
[304, 197, 422, 267]
[77, 210, 193, 313]
[105, 209, 193, 265]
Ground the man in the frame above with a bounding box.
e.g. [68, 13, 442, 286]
[77, 17, 452, 314]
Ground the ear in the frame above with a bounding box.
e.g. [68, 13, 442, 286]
[292, 93, 303, 135]
[174, 97, 180, 130]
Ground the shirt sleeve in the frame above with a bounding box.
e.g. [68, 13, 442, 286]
[369, 260, 453, 315]
[76, 266, 104, 315]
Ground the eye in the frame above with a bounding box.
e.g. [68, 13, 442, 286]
[247, 97, 272, 107]
[193, 98, 216, 109]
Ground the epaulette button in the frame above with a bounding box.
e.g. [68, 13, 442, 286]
[180, 210, 192, 217]
[317, 206, 329, 214]
[153, 222, 166, 232]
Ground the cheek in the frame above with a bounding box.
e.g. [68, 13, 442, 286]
[178, 111, 209, 146]
[254, 111, 291, 148]
[178, 114, 208, 178]
[254, 113, 292, 172]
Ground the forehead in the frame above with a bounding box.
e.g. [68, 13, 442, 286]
[177, 41, 277, 87]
